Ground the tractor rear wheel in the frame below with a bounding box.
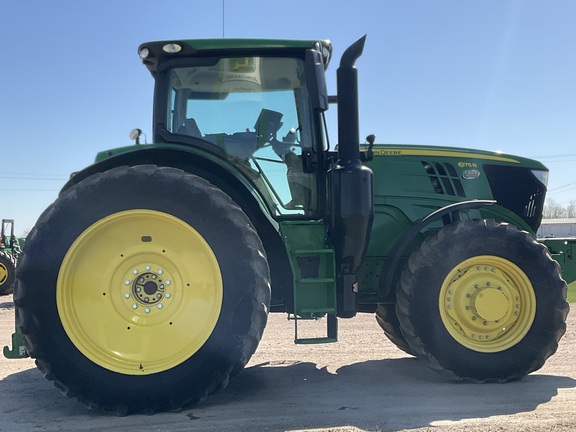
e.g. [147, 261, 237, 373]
[0, 250, 16, 296]
[15, 165, 271, 413]
[375, 303, 414, 355]
[396, 219, 568, 382]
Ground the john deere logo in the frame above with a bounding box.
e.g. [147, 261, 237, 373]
[462, 169, 481, 180]
[228, 58, 256, 73]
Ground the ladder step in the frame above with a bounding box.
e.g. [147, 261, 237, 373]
[295, 337, 337, 344]
[293, 313, 338, 344]
[294, 249, 334, 255]
[298, 278, 335, 284]
[297, 308, 336, 314]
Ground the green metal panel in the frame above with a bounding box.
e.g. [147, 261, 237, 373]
[355, 144, 547, 303]
[3, 325, 27, 359]
[540, 238, 576, 284]
[279, 220, 336, 317]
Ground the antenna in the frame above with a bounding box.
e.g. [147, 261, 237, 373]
[222, 0, 225, 38]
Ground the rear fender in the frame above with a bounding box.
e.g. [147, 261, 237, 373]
[61, 146, 294, 311]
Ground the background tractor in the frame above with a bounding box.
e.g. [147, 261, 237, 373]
[0, 219, 23, 296]
[5, 36, 570, 414]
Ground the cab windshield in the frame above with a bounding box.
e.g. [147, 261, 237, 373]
[164, 56, 317, 216]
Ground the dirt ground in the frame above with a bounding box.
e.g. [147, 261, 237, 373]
[1, 294, 574, 432]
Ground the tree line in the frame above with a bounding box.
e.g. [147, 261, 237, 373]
[543, 199, 576, 219]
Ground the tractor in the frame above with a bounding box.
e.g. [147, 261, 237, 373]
[0, 219, 23, 296]
[4, 36, 570, 414]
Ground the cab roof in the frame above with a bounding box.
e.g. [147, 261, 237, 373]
[137, 38, 332, 75]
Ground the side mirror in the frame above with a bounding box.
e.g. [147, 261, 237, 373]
[305, 49, 329, 111]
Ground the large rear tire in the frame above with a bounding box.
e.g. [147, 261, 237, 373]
[396, 219, 569, 382]
[16, 165, 271, 413]
[0, 250, 16, 296]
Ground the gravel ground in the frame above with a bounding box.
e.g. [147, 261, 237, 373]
[1, 294, 574, 432]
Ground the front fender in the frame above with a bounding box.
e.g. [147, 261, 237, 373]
[377, 200, 496, 298]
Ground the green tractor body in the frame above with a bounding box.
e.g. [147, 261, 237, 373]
[5, 37, 569, 413]
[0, 219, 24, 296]
[539, 237, 576, 285]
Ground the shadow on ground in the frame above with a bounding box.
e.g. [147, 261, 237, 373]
[194, 358, 576, 431]
[2, 354, 571, 431]
[0, 301, 14, 309]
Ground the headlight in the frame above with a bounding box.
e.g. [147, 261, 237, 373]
[531, 169, 549, 187]
[162, 43, 182, 54]
[139, 47, 150, 59]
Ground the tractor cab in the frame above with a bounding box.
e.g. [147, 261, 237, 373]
[139, 40, 334, 218]
[138, 38, 375, 334]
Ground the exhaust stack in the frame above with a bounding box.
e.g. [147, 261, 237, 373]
[337, 35, 366, 165]
[329, 35, 374, 318]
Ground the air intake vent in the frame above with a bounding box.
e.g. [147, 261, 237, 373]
[422, 161, 466, 197]
[484, 164, 546, 232]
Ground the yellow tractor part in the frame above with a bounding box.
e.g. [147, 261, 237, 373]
[439, 255, 536, 353]
[57, 209, 223, 375]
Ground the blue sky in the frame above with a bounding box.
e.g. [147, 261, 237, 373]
[1, 0, 575, 235]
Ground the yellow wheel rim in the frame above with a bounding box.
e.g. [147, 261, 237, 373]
[0, 262, 8, 285]
[439, 255, 536, 353]
[57, 210, 223, 375]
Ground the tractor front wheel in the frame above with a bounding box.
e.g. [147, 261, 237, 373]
[375, 303, 414, 355]
[0, 250, 16, 296]
[16, 165, 271, 413]
[396, 219, 568, 382]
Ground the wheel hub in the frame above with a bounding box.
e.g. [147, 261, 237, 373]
[473, 287, 509, 322]
[443, 264, 521, 341]
[133, 272, 165, 306]
[122, 266, 173, 314]
[0, 263, 8, 284]
[439, 256, 536, 352]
